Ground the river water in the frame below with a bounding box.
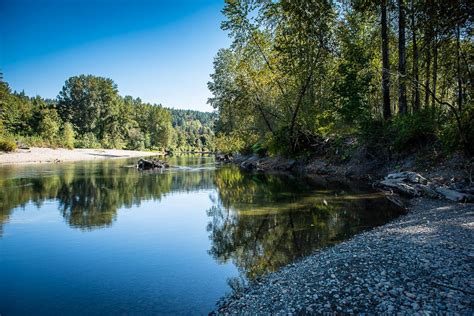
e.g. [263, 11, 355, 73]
[0, 155, 403, 315]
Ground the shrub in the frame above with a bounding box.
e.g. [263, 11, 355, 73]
[0, 137, 17, 152]
[62, 123, 75, 149]
[251, 142, 267, 157]
[390, 110, 436, 151]
[75, 132, 101, 149]
[39, 110, 61, 143]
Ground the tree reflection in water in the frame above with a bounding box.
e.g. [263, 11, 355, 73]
[207, 165, 404, 281]
[0, 156, 403, 283]
[0, 156, 215, 232]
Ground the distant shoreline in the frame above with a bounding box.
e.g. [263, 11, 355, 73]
[0, 147, 163, 165]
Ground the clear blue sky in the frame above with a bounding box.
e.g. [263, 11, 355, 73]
[0, 0, 230, 112]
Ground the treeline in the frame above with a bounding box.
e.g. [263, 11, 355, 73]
[208, 0, 473, 156]
[169, 108, 217, 152]
[0, 74, 216, 152]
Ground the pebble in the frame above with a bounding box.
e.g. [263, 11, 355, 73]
[216, 198, 474, 315]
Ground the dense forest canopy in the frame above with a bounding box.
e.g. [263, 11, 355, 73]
[208, 0, 473, 156]
[0, 73, 215, 152]
[169, 108, 217, 152]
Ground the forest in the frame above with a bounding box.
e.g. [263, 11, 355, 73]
[0, 74, 216, 152]
[208, 0, 473, 157]
[1, 0, 472, 159]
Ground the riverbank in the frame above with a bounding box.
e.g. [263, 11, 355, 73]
[0, 147, 163, 165]
[216, 197, 474, 314]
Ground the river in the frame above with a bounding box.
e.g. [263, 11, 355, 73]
[0, 155, 404, 315]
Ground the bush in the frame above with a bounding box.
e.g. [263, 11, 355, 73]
[0, 137, 17, 152]
[390, 110, 436, 151]
[75, 132, 101, 149]
[13, 135, 53, 148]
[62, 123, 75, 149]
[251, 142, 267, 157]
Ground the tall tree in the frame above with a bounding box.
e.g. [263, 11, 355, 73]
[423, 27, 431, 108]
[398, 0, 407, 114]
[431, 35, 438, 111]
[456, 25, 463, 111]
[410, 0, 420, 112]
[381, 0, 391, 120]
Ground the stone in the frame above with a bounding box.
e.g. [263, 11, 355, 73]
[435, 187, 474, 202]
[379, 179, 420, 196]
[386, 171, 428, 184]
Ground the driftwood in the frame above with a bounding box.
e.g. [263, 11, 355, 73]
[137, 159, 169, 170]
[378, 171, 474, 202]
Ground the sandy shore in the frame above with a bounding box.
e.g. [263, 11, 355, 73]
[0, 147, 163, 165]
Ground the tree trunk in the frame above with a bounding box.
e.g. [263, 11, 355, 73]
[381, 0, 391, 120]
[411, 0, 420, 112]
[456, 25, 463, 112]
[424, 29, 431, 108]
[431, 35, 438, 112]
[398, 0, 407, 114]
[290, 70, 313, 151]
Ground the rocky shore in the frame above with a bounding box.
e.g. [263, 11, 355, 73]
[216, 198, 474, 314]
[214, 153, 473, 314]
[232, 154, 474, 202]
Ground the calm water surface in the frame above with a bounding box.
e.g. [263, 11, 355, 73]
[0, 155, 403, 315]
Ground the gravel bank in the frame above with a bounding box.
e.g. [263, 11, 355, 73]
[217, 198, 474, 314]
[0, 147, 162, 165]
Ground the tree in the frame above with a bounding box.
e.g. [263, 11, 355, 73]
[410, 0, 420, 112]
[39, 108, 61, 143]
[381, 0, 391, 120]
[57, 75, 120, 139]
[398, 0, 407, 114]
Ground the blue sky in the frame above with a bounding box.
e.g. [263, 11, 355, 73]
[0, 0, 230, 111]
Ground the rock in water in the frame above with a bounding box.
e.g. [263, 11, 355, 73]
[137, 159, 169, 170]
[215, 154, 233, 163]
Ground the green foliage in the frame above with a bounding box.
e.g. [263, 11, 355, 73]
[251, 142, 267, 157]
[390, 110, 437, 151]
[208, 0, 472, 157]
[214, 132, 247, 154]
[126, 128, 145, 150]
[0, 136, 17, 152]
[169, 108, 216, 152]
[39, 108, 61, 143]
[57, 75, 120, 138]
[333, 11, 377, 125]
[62, 123, 75, 149]
[0, 73, 192, 151]
[75, 132, 101, 149]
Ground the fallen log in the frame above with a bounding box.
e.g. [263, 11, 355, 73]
[378, 171, 474, 202]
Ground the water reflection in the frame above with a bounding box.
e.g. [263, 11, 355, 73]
[0, 156, 215, 232]
[0, 155, 403, 282]
[207, 166, 403, 280]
